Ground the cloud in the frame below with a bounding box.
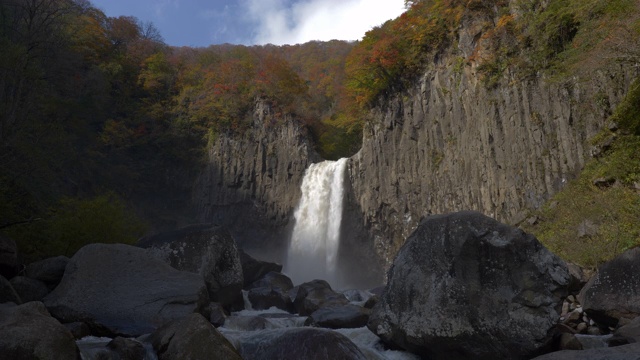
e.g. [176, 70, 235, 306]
[244, 0, 406, 45]
[154, 0, 181, 19]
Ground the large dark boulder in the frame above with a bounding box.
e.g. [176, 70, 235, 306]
[293, 279, 349, 316]
[25, 256, 69, 289]
[235, 327, 368, 360]
[10, 276, 49, 302]
[0, 302, 80, 360]
[531, 343, 640, 360]
[140, 225, 243, 307]
[43, 243, 209, 336]
[308, 304, 370, 329]
[0, 234, 18, 278]
[368, 211, 570, 360]
[149, 313, 242, 360]
[613, 316, 640, 344]
[247, 272, 295, 311]
[240, 249, 283, 288]
[578, 247, 640, 327]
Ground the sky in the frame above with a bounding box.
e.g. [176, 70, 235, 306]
[89, 0, 407, 47]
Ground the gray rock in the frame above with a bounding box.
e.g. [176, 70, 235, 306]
[223, 315, 275, 331]
[368, 211, 570, 360]
[308, 304, 370, 329]
[0, 274, 21, 304]
[247, 271, 293, 292]
[209, 302, 227, 327]
[558, 333, 583, 350]
[10, 276, 49, 302]
[44, 243, 209, 336]
[240, 249, 283, 288]
[0, 234, 18, 278]
[235, 327, 368, 360]
[611, 316, 640, 345]
[149, 313, 242, 360]
[293, 279, 349, 316]
[107, 337, 146, 360]
[25, 256, 69, 288]
[140, 225, 243, 308]
[64, 322, 91, 339]
[0, 302, 80, 360]
[248, 286, 293, 312]
[531, 342, 640, 360]
[578, 247, 640, 327]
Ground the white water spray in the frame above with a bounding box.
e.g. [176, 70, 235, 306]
[285, 158, 348, 288]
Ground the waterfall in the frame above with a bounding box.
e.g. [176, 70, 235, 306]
[285, 158, 348, 288]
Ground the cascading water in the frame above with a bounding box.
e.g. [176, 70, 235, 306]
[285, 158, 348, 288]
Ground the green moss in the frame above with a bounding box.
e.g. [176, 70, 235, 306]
[523, 79, 640, 268]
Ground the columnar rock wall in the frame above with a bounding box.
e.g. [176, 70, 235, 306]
[350, 65, 636, 267]
[193, 100, 319, 257]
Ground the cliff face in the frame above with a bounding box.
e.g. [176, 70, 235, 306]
[350, 65, 636, 267]
[194, 100, 319, 259]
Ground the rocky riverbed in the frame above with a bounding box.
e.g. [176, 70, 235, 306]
[1, 212, 639, 359]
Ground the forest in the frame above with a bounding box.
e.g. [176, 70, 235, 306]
[1, 0, 639, 266]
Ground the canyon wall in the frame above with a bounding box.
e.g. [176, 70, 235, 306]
[193, 100, 318, 259]
[349, 64, 636, 267]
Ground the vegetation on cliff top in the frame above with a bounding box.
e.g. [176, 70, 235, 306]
[1, 0, 639, 263]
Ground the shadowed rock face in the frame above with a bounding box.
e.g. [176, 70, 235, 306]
[140, 225, 243, 308]
[44, 243, 209, 337]
[578, 247, 640, 327]
[368, 211, 570, 360]
[0, 302, 80, 360]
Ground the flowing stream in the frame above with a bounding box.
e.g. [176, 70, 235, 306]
[285, 158, 348, 288]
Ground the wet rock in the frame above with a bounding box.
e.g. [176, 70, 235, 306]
[368, 211, 570, 360]
[25, 256, 69, 289]
[293, 279, 349, 316]
[532, 342, 640, 360]
[558, 333, 583, 350]
[235, 327, 368, 360]
[240, 249, 283, 288]
[0, 234, 18, 278]
[248, 286, 293, 312]
[209, 302, 227, 327]
[246, 272, 295, 311]
[308, 304, 370, 329]
[341, 289, 373, 303]
[149, 313, 241, 360]
[64, 322, 91, 339]
[44, 243, 209, 336]
[0, 302, 80, 359]
[578, 247, 640, 327]
[223, 315, 275, 331]
[107, 337, 146, 360]
[10, 276, 49, 302]
[140, 225, 243, 308]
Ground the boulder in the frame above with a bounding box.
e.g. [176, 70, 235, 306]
[578, 247, 640, 327]
[64, 322, 91, 339]
[293, 279, 349, 316]
[10, 276, 49, 302]
[107, 337, 147, 360]
[209, 302, 227, 327]
[368, 211, 570, 360]
[610, 316, 640, 345]
[0, 302, 80, 360]
[240, 249, 283, 288]
[531, 343, 640, 360]
[149, 313, 242, 360]
[248, 286, 293, 312]
[308, 304, 370, 329]
[25, 256, 69, 288]
[235, 327, 368, 360]
[140, 225, 243, 307]
[0, 274, 21, 304]
[246, 271, 294, 311]
[44, 243, 209, 336]
[0, 234, 18, 278]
